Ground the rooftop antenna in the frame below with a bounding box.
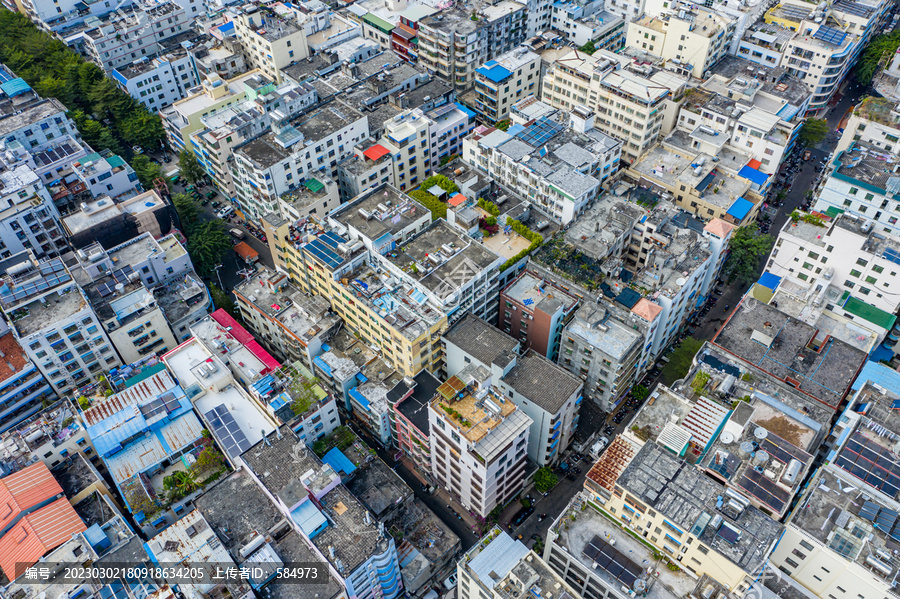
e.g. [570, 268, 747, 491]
[276, 426, 283, 439]
[262, 430, 271, 446]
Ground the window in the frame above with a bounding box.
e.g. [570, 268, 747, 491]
[849, 187, 858, 195]
[799, 539, 814, 551]
[856, 258, 869, 267]
[784, 557, 800, 568]
[850, 269, 862, 278]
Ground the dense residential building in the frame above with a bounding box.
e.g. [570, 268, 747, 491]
[0, 254, 122, 396]
[0, 461, 87, 581]
[463, 103, 621, 224]
[467, 47, 541, 123]
[111, 34, 203, 111]
[378, 108, 432, 192]
[625, 8, 736, 79]
[0, 399, 98, 474]
[231, 101, 368, 223]
[814, 138, 900, 236]
[429, 364, 531, 517]
[459, 528, 581, 599]
[541, 48, 686, 164]
[161, 70, 272, 152]
[443, 314, 582, 467]
[0, 164, 66, 261]
[0, 331, 56, 434]
[417, 1, 528, 91]
[233, 267, 341, 368]
[498, 270, 580, 360]
[0, 97, 77, 151]
[391, 4, 437, 62]
[390, 369, 442, 474]
[233, 7, 310, 82]
[550, 0, 625, 49]
[337, 141, 395, 201]
[71, 151, 141, 199]
[242, 427, 404, 599]
[62, 0, 193, 73]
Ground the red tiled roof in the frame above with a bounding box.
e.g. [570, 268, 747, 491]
[0, 497, 86, 581]
[233, 242, 258, 260]
[0, 334, 28, 385]
[449, 193, 467, 207]
[363, 144, 390, 161]
[0, 462, 63, 532]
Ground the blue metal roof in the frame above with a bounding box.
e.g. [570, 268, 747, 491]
[0, 78, 31, 97]
[738, 164, 769, 186]
[455, 102, 476, 120]
[322, 447, 357, 476]
[727, 197, 754, 221]
[476, 62, 512, 83]
[615, 287, 641, 309]
[851, 361, 900, 391]
[350, 386, 370, 409]
[757, 272, 782, 291]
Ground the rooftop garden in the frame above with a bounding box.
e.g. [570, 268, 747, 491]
[533, 237, 604, 290]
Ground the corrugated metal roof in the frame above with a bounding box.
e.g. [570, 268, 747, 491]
[84, 370, 177, 426]
[586, 436, 640, 492]
[0, 497, 86, 580]
[0, 462, 62, 532]
[681, 397, 729, 451]
[106, 412, 203, 482]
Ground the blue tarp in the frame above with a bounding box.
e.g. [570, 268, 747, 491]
[322, 447, 358, 476]
[738, 165, 769, 186]
[476, 62, 512, 83]
[350, 386, 370, 409]
[727, 197, 754, 221]
[757, 272, 782, 291]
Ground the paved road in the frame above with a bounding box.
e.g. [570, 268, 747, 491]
[693, 80, 868, 341]
[164, 177, 275, 291]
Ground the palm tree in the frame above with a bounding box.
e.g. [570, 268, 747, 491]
[163, 469, 199, 500]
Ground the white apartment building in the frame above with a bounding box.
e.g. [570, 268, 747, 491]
[463, 105, 621, 224]
[550, 1, 625, 49]
[834, 96, 900, 156]
[111, 40, 201, 111]
[231, 101, 368, 223]
[71, 151, 140, 199]
[193, 41, 247, 81]
[0, 166, 67, 261]
[0, 99, 76, 150]
[1, 255, 122, 396]
[459, 529, 582, 599]
[161, 70, 273, 152]
[443, 314, 583, 467]
[233, 8, 310, 82]
[190, 77, 317, 201]
[379, 109, 431, 192]
[764, 212, 900, 351]
[65, 0, 192, 73]
[781, 19, 858, 116]
[21, 0, 127, 32]
[541, 48, 686, 163]
[625, 8, 736, 79]
[417, 1, 528, 91]
[814, 139, 900, 236]
[426, 102, 475, 168]
[471, 47, 541, 123]
[429, 364, 532, 518]
[232, 267, 341, 368]
[337, 141, 394, 201]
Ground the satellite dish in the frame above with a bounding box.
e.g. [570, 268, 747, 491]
[754, 427, 768, 440]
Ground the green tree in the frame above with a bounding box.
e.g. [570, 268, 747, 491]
[798, 118, 828, 147]
[289, 376, 322, 417]
[209, 283, 239, 319]
[121, 112, 165, 150]
[661, 337, 705, 385]
[534, 467, 558, 493]
[193, 446, 225, 475]
[131, 154, 165, 190]
[855, 31, 900, 84]
[579, 40, 597, 55]
[163, 469, 199, 500]
[495, 119, 511, 131]
[722, 224, 774, 285]
[632, 384, 649, 402]
[420, 174, 459, 194]
[187, 221, 232, 276]
[172, 193, 200, 231]
[409, 190, 447, 221]
[178, 149, 206, 186]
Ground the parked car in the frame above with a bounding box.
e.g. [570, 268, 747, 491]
[511, 506, 534, 527]
[229, 228, 246, 240]
[443, 574, 457, 590]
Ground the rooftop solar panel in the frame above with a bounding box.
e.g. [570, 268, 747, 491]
[583, 536, 643, 589]
[813, 26, 847, 46]
[515, 117, 564, 147]
[836, 431, 900, 498]
[884, 247, 900, 266]
[717, 524, 741, 544]
[833, 1, 873, 16]
[205, 404, 252, 458]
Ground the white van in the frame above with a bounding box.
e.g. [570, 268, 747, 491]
[229, 228, 245, 239]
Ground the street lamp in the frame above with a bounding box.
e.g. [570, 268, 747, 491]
[213, 263, 225, 291]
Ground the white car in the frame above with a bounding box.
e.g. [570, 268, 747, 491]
[216, 206, 235, 219]
[443, 573, 457, 590]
